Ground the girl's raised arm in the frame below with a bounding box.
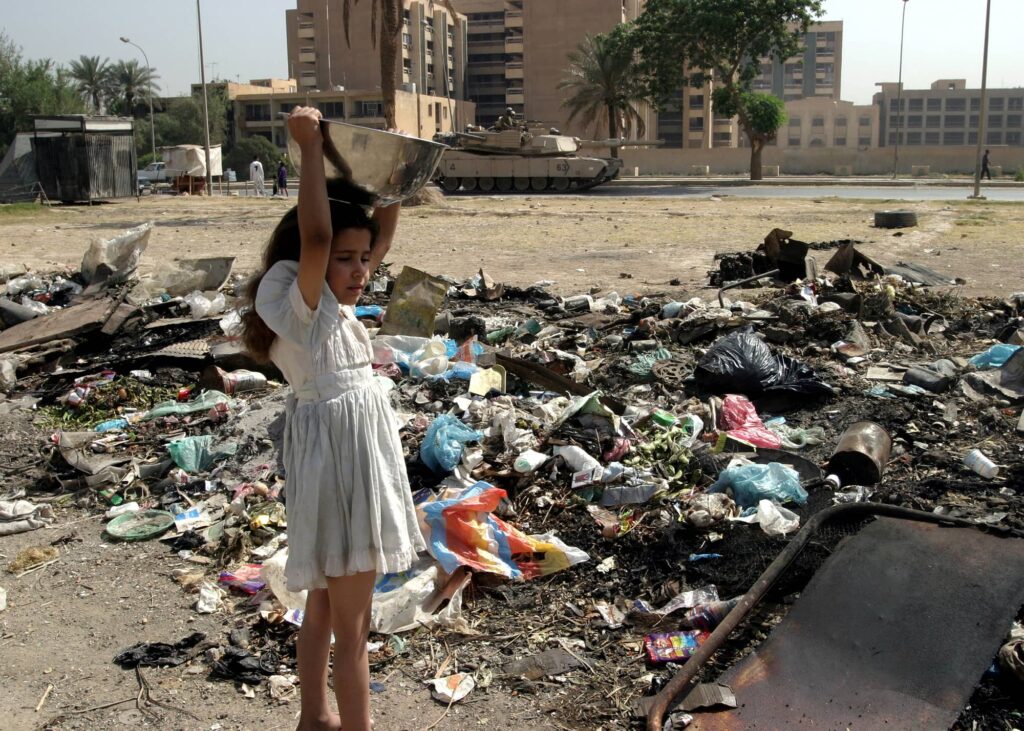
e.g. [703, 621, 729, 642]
[368, 201, 400, 274]
[289, 107, 333, 310]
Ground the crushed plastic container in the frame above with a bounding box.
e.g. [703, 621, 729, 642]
[964, 449, 999, 479]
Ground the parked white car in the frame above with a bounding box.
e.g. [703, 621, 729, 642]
[137, 161, 169, 184]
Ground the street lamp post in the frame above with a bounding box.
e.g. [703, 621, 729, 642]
[971, 0, 993, 199]
[119, 36, 156, 165]
[892, 0, 909, 180]
[196, 0, 213, 195]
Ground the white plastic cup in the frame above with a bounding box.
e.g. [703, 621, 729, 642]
[514, 449, 549, 473]
[964, 449, 999, 479]
[553, 445, 600, 473]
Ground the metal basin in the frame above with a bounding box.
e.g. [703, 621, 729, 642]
[287, 119, 448, 205]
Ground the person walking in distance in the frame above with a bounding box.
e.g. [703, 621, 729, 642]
[981, 149, 992, 180]
[250, 155, 266, 196]
[278, 160, 289, 197]
[241, 106, 426, 731]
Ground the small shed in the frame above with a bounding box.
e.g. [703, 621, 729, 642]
[32, 116, 137, 202]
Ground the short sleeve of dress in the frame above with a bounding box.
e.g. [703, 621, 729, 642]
[255, 260, 340, 347]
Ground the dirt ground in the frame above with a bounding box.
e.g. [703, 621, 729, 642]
[0, 190, 1021, 299]
[1, 190, 1022, 731]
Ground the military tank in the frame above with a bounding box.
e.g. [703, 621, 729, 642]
[432, 126, 626, 193]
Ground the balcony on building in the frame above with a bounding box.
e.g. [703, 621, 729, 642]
[298, 22, 315, 40]
[505, 64, 523, 80]
[299, 47, 316, 64]
[506, 88, 524, 105]
[505, 35, 524, 53]
[505, 10, 523, 28]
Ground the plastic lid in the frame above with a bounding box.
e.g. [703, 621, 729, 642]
[105, 509, 175, 541]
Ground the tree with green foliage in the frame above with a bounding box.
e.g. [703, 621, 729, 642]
[153, 89, 226, 148]
[629, 0, 822, 179]
[225, 135, 280, 180]
[68, 54, 111, 113]
[558, 29, 647, 153]
[108, 59, 160, 117]
[0, 33, 85, 158]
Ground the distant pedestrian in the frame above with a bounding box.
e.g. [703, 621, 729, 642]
[277, 161, 289, 197]
[981, 149, 992, 180]
[250, 155, 265, 196]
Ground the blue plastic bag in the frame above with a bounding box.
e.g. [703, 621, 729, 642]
[419, 415, 483, 473]
[969, 344, 1021, 370]
[708, 462, 807, 509]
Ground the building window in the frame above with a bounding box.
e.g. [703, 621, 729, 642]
[812, 116, 824, 127]
[402, 32, 412, 47]
[1008, 114, 1022, 128]
[858, 136, 871, 146]
[788, 116, 801, 127]
[355, 100, 383, 117]
[859, 115, 871, 127]
[907, 115, 922, 128]
[712, 132, 732, 146]
[906, 131, 921, 145]
[1007, 131, 1021, 145]
[926, 115, 941, 128]
[944, 131, 964, 144]
[689, 94, 704, 109]
[836, 117, 848, 127]
[909, 98, 923, 112]
[970, 97, 981, 111]
[787, 136, 800, 146]
[889, 98, 904, 111]
[990, 97, 1005, 111]
[889, 115, 901, 128]
[319, 101, 344, 118]
[925, 131, 940, 144]
[927, 98, 942, 112]
[245, 103, 271, 121]
[689, 117, 704, 131]
[945, 115, 965, 128]
[279, 102, 296, 114]
[888, 132, 900, 145]
[987, 131, 1003, 145]
[835, 137, 847, 146]
[989, 114, 1003, 128]
[809, 138, 824, 147]
[970, 114, 979, 128]
[1009, 98, 1024, 111]
[946, 98, 966, 112]
[968, 131, 978, 144]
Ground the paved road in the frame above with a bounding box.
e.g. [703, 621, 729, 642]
[571, 184, 1024, 201]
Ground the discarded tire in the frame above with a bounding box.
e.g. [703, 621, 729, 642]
[874, 210, 918, 228]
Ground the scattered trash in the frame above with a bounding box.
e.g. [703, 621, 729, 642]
[645, 630, 710, 663]
[709, 461, 807, 509]
[113, 632, 207, 668]
[104, 509, 175, 542]
[428, 673, 476, 704]
[964, 449, 999, 479]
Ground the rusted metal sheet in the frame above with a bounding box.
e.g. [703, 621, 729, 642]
[689, 518, 1024, 730]
[0, 299, 114, 354]
[34, 131, 136, 202]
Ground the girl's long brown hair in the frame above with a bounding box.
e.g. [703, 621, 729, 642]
[241, 178, 380, 362]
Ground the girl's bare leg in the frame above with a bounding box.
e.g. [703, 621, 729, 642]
[325, 571, 376, 731]
[296, 589, 342, 731]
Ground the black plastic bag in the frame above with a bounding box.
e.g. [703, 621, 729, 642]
[695, 329, 834, 402]
[113, 632, 207, 668]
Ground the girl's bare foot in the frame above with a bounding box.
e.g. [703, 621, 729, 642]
[296, 711, 342, 731]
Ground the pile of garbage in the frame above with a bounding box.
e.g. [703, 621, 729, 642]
[0, 223, 1022, 729]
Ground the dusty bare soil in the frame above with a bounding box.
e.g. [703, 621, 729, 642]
[0, 190, 1022, 731]
[0, 190, 1021, 299]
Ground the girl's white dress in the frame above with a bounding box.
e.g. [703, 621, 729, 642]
[256, 260, 426, 591]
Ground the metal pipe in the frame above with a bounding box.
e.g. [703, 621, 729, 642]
[645, 502, 1023, 730]
[971, 0, 993, 199]
[717, 268, 780, 307]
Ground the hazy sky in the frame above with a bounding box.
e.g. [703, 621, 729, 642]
[2, 0, 1021, 105]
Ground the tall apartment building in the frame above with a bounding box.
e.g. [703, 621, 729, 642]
[662, 20, 844, 149]
[451, 0, 647, 134]
[285, 0, 469, 101]
[874, 79, 1024, 148]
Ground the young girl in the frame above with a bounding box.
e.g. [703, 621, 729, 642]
[242, 106, 426, 731]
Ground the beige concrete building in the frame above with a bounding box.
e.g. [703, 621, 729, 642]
[234, 88, 475, 148]
[451, 0, 648, 135]
[191, 79, 298, 99]
[775, 97, 878, 150]
[873, 79, 1024, 148]
[667, 21, 844, 150]
[285, 0, 468, 101]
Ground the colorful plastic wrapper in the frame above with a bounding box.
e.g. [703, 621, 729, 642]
[418, 481, 589, 580]
[219, 564, 266, 595]
[644, 629, 711, 663]
[720, 394, 782, 449]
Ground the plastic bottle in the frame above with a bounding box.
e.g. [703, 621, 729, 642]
[964, 449, 999, 479]
[553, 445, 601, 473]
[679, 597, 741, 631]
[94, 418, 129, 433]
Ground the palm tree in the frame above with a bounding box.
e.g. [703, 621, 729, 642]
[559, 32, 647, 149]
[340, 0, 457, 130]
[68, 55, 110, 113]
[109, 59, 160, 117]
